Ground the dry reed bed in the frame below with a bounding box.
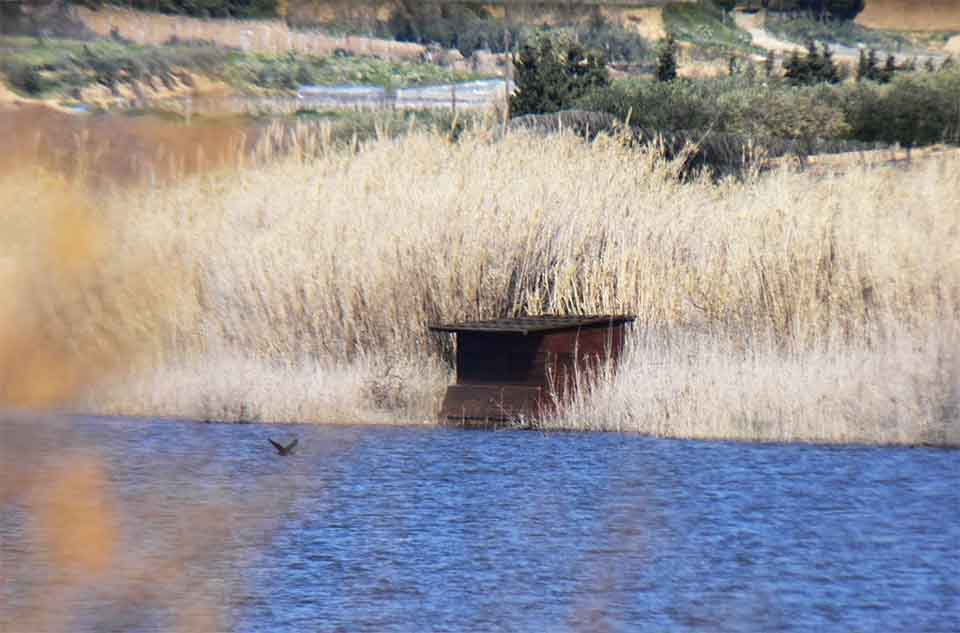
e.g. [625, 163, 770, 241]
[544, 323, 960, 445]
[3, 122, 957, 442]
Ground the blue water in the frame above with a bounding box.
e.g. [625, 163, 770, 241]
[2, 417, 958, 632]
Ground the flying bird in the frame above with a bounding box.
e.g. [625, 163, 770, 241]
[269, 437, 298, 456]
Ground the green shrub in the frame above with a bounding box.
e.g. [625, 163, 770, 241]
[578, 76, 850, 144]
[843, 69, 960, 145]
[0, 58, 45, 94]
[510, 34, 609, 117]
[387, 4, 521, 57]
[579, 63, 960, 149]
[115, 0, 279, 19]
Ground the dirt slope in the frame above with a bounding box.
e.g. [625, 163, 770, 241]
[858, 0, 960, 32]
[735, 12, 802, 53]
[0, 82, 20, 105]
[945, 35, 960, 55]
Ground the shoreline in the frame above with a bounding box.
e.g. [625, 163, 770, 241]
[19, 410, 958, 449]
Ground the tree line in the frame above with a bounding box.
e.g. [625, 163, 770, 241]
[509, 31, 960, 150]
[2, 0, 281, 20]
[734, 0, 865, 21]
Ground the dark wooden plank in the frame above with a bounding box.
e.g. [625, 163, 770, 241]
[440, 384, 546, 421]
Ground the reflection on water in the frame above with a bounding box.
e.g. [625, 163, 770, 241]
[145, 79, 513, 117]
[2, 417, 958, 632]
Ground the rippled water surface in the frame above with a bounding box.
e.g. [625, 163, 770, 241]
[2, 417, 958, 632]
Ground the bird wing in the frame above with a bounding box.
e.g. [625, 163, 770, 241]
[269, 438, 284, 452]
[284, 438, 298, 452]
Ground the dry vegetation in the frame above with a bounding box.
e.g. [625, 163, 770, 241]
[1, 107, 958, 444]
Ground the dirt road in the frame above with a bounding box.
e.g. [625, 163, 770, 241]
[734, 11, 940, 65]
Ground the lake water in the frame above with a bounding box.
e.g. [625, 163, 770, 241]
[2, 417, 958, 632]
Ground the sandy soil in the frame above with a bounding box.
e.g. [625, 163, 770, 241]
[613, 7, 667, 41]
[857, 0, 960, 32]
[771, 144, 960, 176]
[946, 36, 960, 56]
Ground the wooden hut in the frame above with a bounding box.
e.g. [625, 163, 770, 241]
[428, 315, 635, 423]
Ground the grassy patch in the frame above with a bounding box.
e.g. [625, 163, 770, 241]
[663, 3, 761, 58]
[287, 108, 477, 144]
[221, 52, 482, 92]
[765, 15, 911, 51]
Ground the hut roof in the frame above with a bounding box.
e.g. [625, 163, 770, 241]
[428, 315, 635, 335]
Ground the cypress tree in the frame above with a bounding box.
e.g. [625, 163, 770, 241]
[856, 48, 868, 82]
[820, 44, 839, 83]
[655, 33, 678, 83]
[804, 39, 822, 80]
[865, 48, 881, 81]
[881, 54, 897, 83]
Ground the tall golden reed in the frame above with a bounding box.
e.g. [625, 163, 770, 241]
[72, 124, 960, 443]
[1, 105, 956, 442]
